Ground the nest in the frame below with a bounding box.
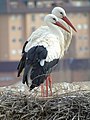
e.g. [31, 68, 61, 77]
[0, 90, 90, 120]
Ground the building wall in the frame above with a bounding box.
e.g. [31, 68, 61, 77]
[0, 12, 90, 61]
[0, 15, 9, 61]
[8, 14, 26, 61]
[68, 13, 90, 59]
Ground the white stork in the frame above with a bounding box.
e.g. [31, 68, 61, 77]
[17, 14, 70, 96]
[17, 7, 77, 97]
[52, 7, 77, 52]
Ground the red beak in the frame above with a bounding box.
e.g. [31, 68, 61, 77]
[62, 16, 77, 32]
[54, 21, 70, 33]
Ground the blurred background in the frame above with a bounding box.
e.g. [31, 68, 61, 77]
[0, 0, 90, 92]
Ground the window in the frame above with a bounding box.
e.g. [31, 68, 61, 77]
[85, 47, 89, 51]
[77, 24, 88, 30]
[77, 24, 82, 30]
[11, 49, 17, 55]
[12, 38, 16, 42]
[78, 35, 88, 40]
[18, 26, 22, 30]
[75, 1, 82, 6]
[10, 1, 18, 8]
[27, 2, 34, 8]
[79, 47, 89, 51]
[19, 38, 23, 43]
[11, 15, 16, 20]
[37, 2, 43, 8]
[79, 47, 83, 51]
[12, 26, 16, 30]
[83, 24, 88, 29]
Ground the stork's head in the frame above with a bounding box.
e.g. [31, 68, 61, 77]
[44, 14, 58, 25]
[52, 7, 77, 32]
[44, 14, 70, 33]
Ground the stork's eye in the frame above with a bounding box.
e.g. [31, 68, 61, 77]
[60, 12, 63, 15]
[53, 18, 56, 21]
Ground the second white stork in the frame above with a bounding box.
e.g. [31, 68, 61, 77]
[52, 7, 77, 52]
[17, 14, 70, 96]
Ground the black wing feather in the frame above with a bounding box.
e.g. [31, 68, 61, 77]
[17, 53, 27, 77]
[17, 40, 28, 77]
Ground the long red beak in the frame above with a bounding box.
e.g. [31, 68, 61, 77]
[54, 21, 70, 33]
[62, 16, 77, 32]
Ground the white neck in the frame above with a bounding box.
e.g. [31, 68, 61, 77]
[47, 22, 64, 39]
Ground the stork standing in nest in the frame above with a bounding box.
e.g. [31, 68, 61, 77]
[17, 7, 76, 97]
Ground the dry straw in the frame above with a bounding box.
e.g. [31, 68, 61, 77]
[0, 90, 90, 120]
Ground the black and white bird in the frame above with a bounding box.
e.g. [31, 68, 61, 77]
[17, 7, 77, 97]
[17, 13, 70, 96]
[52, 7, 77, 52]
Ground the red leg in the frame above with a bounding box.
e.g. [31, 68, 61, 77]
[41, 84, 44, 97]
[46, 77, 49, 97]
[48, 75, 52, 96]
[41, 75, 52, 97]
